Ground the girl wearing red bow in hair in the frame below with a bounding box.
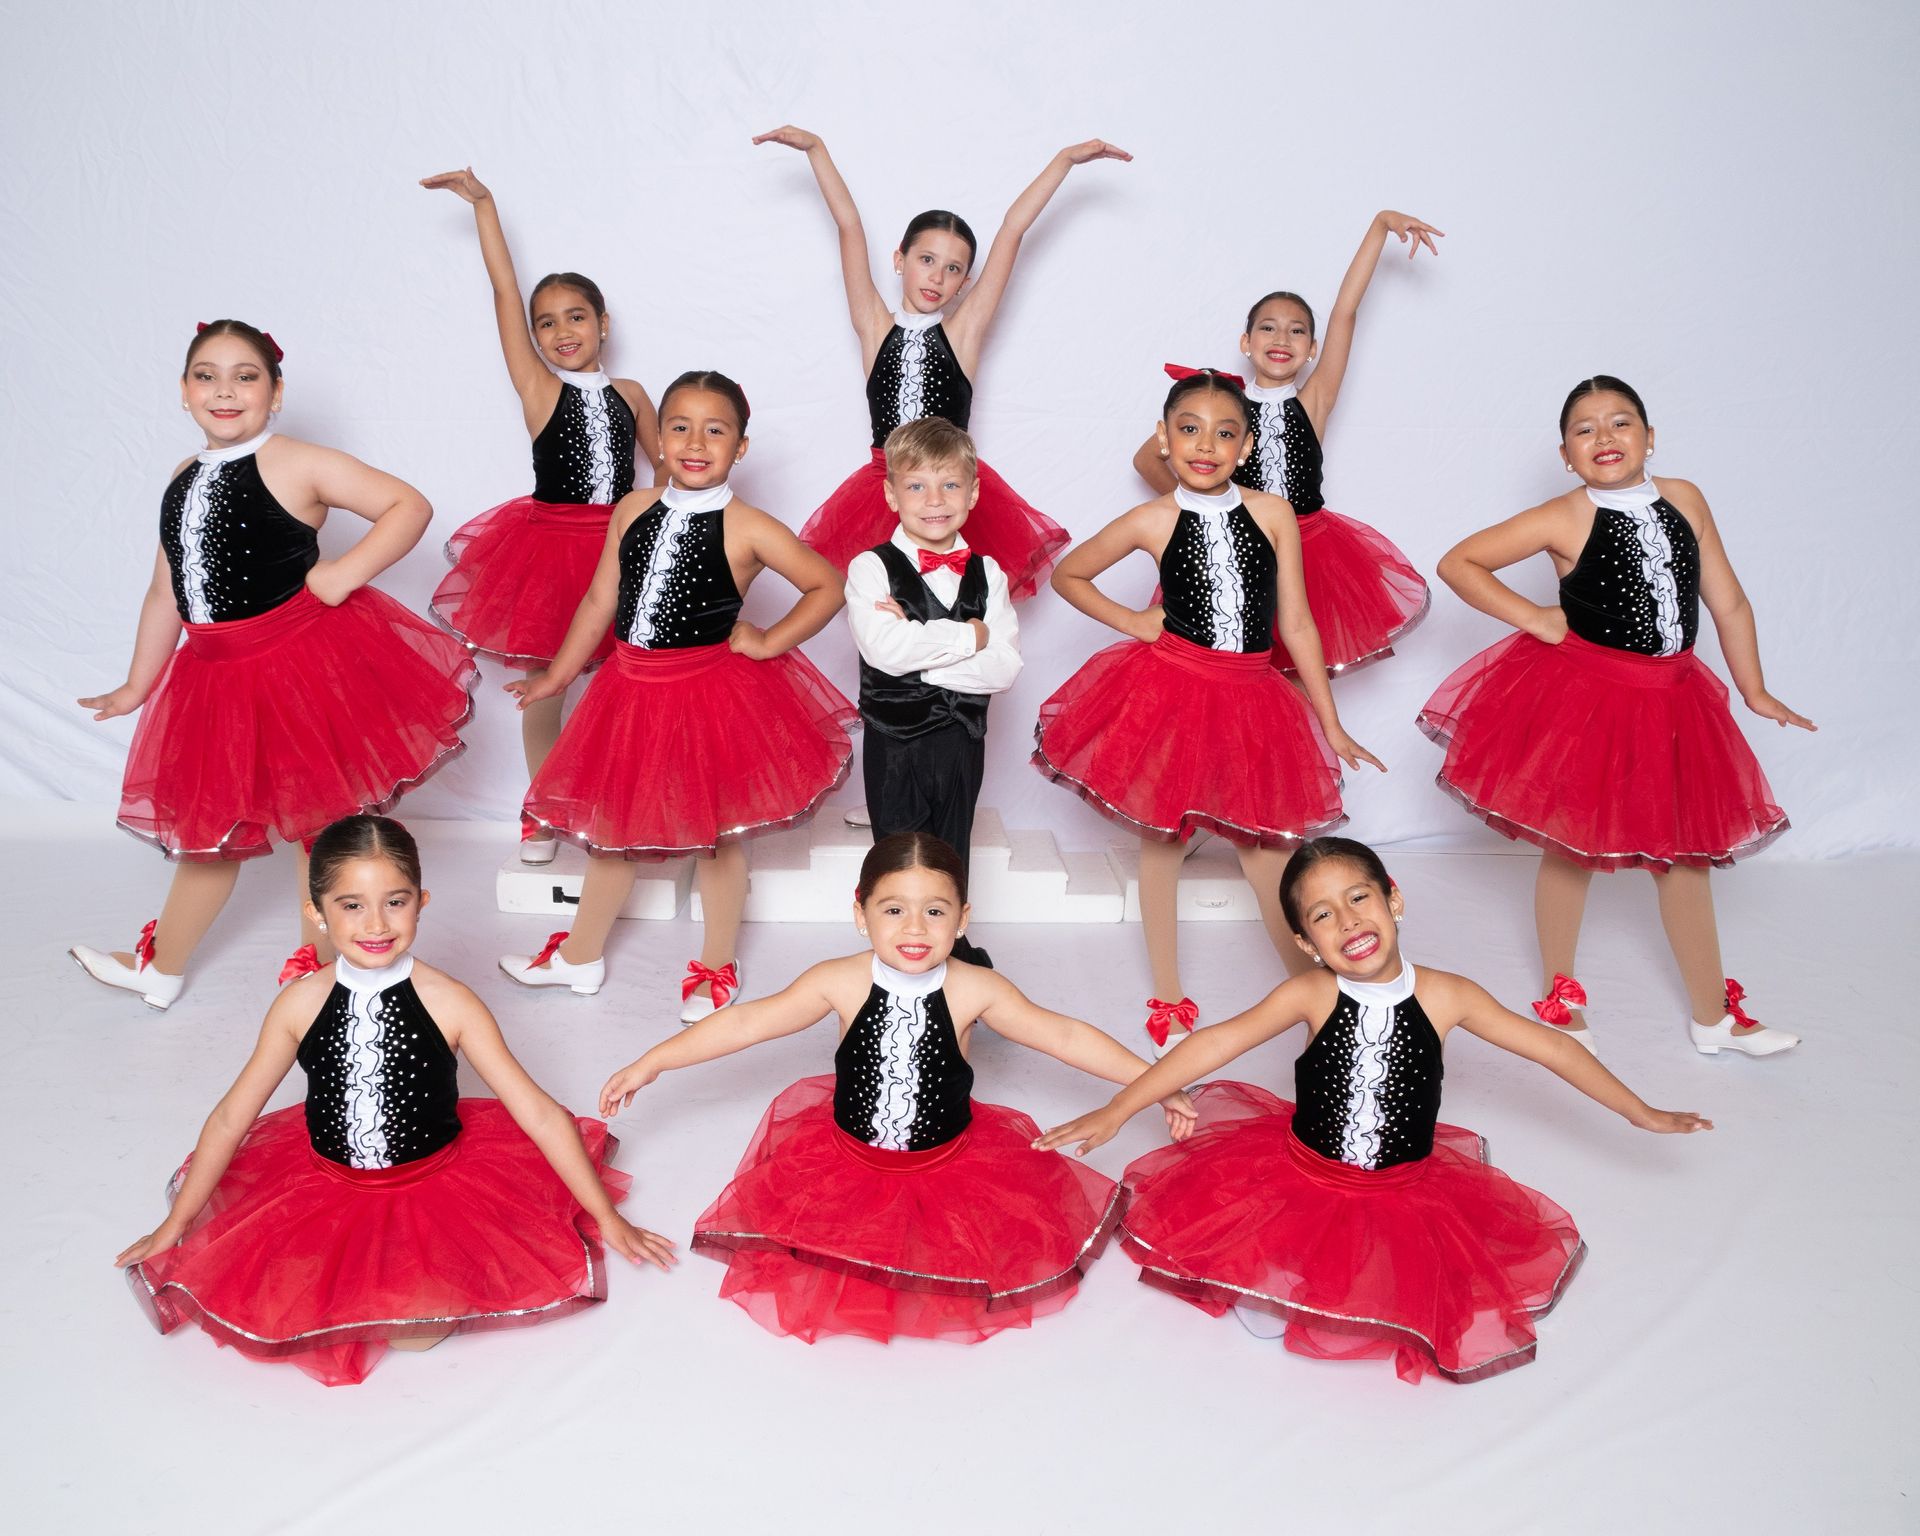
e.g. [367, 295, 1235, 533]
[1034, 371, 1383, 1057]
[1134, 211, 1443, 675]
[752, 126, 1130, 600]
[70, 322, 476, 1010]
[499, 372, 855, 1020]
[1421, 377, 1813, 1057]
[420, 167, 661, 866]
[119, 815, 672, 1386]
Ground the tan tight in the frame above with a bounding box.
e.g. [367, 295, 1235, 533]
[1138, 837, 1315, 1006]
[557, 844, 749, 993]
[117, 847, 325, 976]
[519, 673, 568, 845]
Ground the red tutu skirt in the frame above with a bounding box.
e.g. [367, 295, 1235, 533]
[1417, 630, 1789, 871]
[1120, 1083, 1584, 1384]
[127, 1099, 630, 1386]
[1273, 509, 1430, 675]
[692, 1075, 1123, 1343]
[117, 586, 477, 861]
[431, 496, 616, 669]
[799, 446, 1068, 601]
[1032, 631, 1346, 847]
[523, 639, 857, 859]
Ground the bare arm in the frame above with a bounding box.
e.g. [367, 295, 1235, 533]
[507, 500, 631, 706]
[78, 545, 184, 720]
[1435, 498, 1587, 643]
[1049, 503, 1169, 642]
[727, 505, 847, 660]
[752, 127, 892, 358]
[264, 438, 432, 605]
[1299, 210, 1444, 426]
[615, 380, 663, 482]
[1131, 431, 1178, 495]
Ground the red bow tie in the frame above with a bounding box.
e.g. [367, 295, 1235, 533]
[917, 548, 970, 576]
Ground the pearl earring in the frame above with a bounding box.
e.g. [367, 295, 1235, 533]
[181, 402, 190, 412]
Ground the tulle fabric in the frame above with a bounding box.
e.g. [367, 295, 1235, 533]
[523, 639, 857, 859]
[1417, 630, 1789, 871]
[1032, 632, 1346, 847]
[1119, 1083, 1584, 1384]
[117, 586, 477, 861]
[430, 496, 615, 668]
[1273, 509, 1431, 674]
[798, 447, 1068, 601]
[692, 1075, 1123, 1343]
[127, 1100, 630, 1386]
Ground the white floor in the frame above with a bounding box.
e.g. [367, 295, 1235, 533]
[7, 804, 1915, 1534]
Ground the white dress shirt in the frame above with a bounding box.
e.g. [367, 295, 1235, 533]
[844, 529, 1023, 696]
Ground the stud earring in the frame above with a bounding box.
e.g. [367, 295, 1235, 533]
[1311, 952, 1324, 966]
[1158, 447, 1170, 458]
[181, 402, 190, 412]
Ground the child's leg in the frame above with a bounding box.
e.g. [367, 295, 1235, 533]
[143, 861, 243, 974]
[1652, 865, 1746, 1029]
[558, 854, 639, 965]
[520, 672, 567, 834]
[1139, 837, 1188, 1001]
[690, 843, 749, 995]
[1233, 845, 1314, 979]
[292, 846, 331, 963]
[1534, 851, 1595, 1026]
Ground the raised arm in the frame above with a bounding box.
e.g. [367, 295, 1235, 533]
[1049, 503, 1167, 641]
[1435, 498, 1588, 642]
[78, 545, 184, 720]
[1299, 210, 1444, 425]
[752, 127, 893, 357]
[726, 506, 847, 660]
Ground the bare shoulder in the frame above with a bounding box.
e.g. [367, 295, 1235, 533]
[943, 958, 1018, 1020]
[610, 376, 650, 407]
[407, 958, 484, 1013]
[612, 487, 657, 531]
[1241, 487, 1297, 536]
[1652, 475, 1711, 529]
[275, 968, 337, 1040]
[1409, 964, 1485, 1024]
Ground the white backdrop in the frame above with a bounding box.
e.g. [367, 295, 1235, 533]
[4, 0, 1913, 856]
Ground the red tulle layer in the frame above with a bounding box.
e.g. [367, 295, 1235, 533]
[1119, 1083, 1584, 1384]
[118, 586, 477, 861]
[127, 1100, 630, 1386]
[1032, 632, 1346, 847]
[692, 1075, 1123, 1343]
[1417, 630, 1789, 871]
[1273, 509, 1430, 674]
[431, 496, 616, 668]
[798, 447, 1068, 601]
[523, 640, 857, 859]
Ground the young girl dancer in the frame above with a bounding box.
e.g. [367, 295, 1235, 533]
[1039, 837, 1711, 1385]
[598, 832, 1193, 1343]
[1035, 370, 1383, 1054]
[421, 167, 660, 864]
[1134, 211, 1443, 673]
[117, 814, 672, 1386]
[1421, 376, 1811, 1056]
[500, 372, 855, 1018]
[752, 125, 1129, 600]
[71, 322, 475, 1009]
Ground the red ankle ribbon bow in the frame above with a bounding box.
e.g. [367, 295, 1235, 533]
[278, 944, 320, 985]
[1723, 978, 1759, 1029]
[1145, 996, 1199, 1048]
[682, 960, 738, 1009]
[529, 931, 570, 968]
[917, 548, 971, 576]
[134, 919, 157, 971]
[1532, 973, 1588, 1026]
[1163, 363, 1247, 391]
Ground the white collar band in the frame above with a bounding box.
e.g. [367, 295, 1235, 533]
[871, 954, 948, 997]
[1173, 481, 1244, 515]
[197, 428, 274, 464]
[334, 952, 416, 993]
[661, 480, 734, 513]
[1336, 961, 1416, 1008]
[1587, 478, 1661, 511]
[893, 308, 944, 332]
[555, 367, 611, 389]
[1244, 380, 1298, 404]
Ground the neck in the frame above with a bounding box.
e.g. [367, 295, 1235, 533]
[1335, 959, 1415, 1005]
[1173, 480, 1244, 512]
[872, 953, 948, 996]
[662, 478, 734, 511]
[898, 526, 967, 554]
[334, 950, 415, 992]
[197, 426, 274, 463]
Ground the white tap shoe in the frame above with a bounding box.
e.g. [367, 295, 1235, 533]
[69, 943, 184, 1010]
[679, 961, 741, 1025]
[518, 835, 560, 866]
[499, 938, 604, 995]
[1689, 1013, 1799, 1057]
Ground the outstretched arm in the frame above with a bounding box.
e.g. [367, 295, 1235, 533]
[78, 545, 183, 720]
[752, 127, 893, 358]
[1300, 210, 1444, 425]
[1679, 483, 1815, 732]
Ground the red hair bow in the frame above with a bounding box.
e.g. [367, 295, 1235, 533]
[278, 944, 321, 985]
[1145, 995, 1199, 1049]
[682, 960, 739, 1009]
[1723, 978, 1759, 1029]
[1532, 973, 1588, 1026]
[134, 919, 157, 972]
[529, 931, 570, 968]
[1163, 363, 1246, 390]
[195, 320, 284, 363]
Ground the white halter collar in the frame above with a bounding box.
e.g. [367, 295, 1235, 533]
[1586, 478, 1662, 511]
[554, 366, 611, 389]
[871, 954, 948, 998]
[1335, 961, 1416, 1008]
[1173, 481, 1244, 515]
[1244, 380, 1298, 404]
[661, 480, 734, 513]
[197, 428, 274, 464]
[334, 952, 416, 994]
[892, 308, 944, 332]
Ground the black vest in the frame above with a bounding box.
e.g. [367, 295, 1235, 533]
[856, 542, 991, 740]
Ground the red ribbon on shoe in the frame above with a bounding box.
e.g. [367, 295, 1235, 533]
[1532, 973, 1588, 1026]
[917, 548, 971, 576]
[682, 960, 738, 1009]
[134, 919, 157, 972]
[529, 931, 570, 968]
[1723, 978, 1760, 1029]
[278, 944, 320, 985]
[1163, 363, 1247, 390]
[1145, 995, 1199, 1048]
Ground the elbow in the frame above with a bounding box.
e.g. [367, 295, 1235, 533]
[1434, 549, 1472, 596]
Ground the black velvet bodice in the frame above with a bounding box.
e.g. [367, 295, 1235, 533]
[614, 497, 742, 649]
[1291, 974, 1443, 1171]
[296, 960, 462, 1170]
[833, 966, 974, 1151]
[1158, 496, 1277, 653]
[865, 322, 974, 447]
[160, 445, 318, 624]
[1559, 497, 1700, 657]
[530, 380, 637, 505]
[857, 542, 991, 741]
[1233, 392, 1325, 516]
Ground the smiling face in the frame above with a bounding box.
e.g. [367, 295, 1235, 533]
[530, 283, 606, 372]
[1560, 389, 1654, 489]
[1289, 858, 1404, 982]
[1241, 296, 1318, 388]
[180, 335, 283, 446]
[856, 864, 969, 973]
[305, 854, 430, 969]
[1157, 389, 1252, 492]
[883, 456, 980, 551]
[659, 387, 747, 489]
[892, 229, 973, 314]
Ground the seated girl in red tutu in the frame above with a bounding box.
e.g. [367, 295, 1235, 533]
[1039, 836, 1711, 1384]
[1133, 210, 1444, 674]
[71, 321, 476, 1011]
[751, 125, 1130, 600]
[596, 831, 1195, 1344]
[500, 372, 855, 1018]
[1422, 376, 1814, 1057]
[420, 168, 661, 865]
[116, 814, 673, 1386]
[1035, 369, 1383, 1056]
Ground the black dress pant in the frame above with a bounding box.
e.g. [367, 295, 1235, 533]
[863, 722, 992, 967]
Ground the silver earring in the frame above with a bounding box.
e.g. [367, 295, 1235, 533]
[181, 402, 190, 411]
[1310, 952, 1324, 966]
